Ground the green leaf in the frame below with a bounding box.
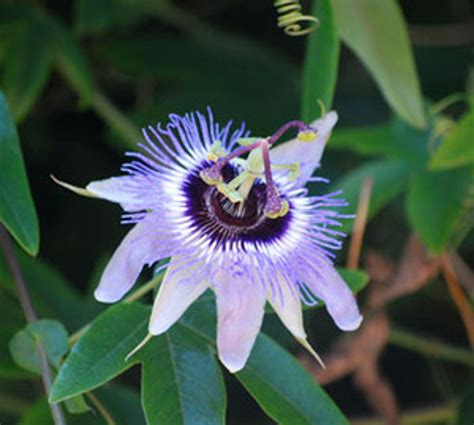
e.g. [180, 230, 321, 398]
[406, 167, 473, 254]
[75, 0, 153, 35]
[50, 304, 148, 401]
[332, 0, 426, 128]
[330, 116, 430, 163]
[179, 299, 350, 424]
[3, 20, 52, 122]
[301, 0, 340, 121]
[9, 320, 69, 373]
[338, 268, 369, 293]
[0, 92, 39, 255]
[21, 384, 145, 425]
[51, 303, 226, 425]
[141, 326, 226, 425]
[48, 17, 95, 105]
[333, 159, 413, 232]
[330, 124, 393, 156]
[236, 334, 349, 425]
[64, 394, 90, 414]
[430, 110, 474, 170]
[75, 0, 115, 34]
[19, 398, 53, 425]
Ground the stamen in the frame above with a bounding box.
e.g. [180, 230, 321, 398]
[261, 140, 289, 219]
[200, 140, 261, 186]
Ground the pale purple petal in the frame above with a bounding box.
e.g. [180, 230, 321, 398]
[213, 267, 266, 373]
[270, 111, 338, 187]
[86, 175, 157, 211]
[94, 214, 174, 303]
[267, 276, 306, 339]
[149, 256, 210, 335]
[308, 264, 363, 331]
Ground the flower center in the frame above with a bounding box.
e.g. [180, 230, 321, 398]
[183, 163, 291, 245]
[199, 120, 317, 219]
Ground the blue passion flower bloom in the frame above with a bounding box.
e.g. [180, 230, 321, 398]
[56, 109, 362, 372]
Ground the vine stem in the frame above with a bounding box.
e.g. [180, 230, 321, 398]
[347, 176, 373, 270]
[441, 252, 474, 348]
[0, 225, 67, 425]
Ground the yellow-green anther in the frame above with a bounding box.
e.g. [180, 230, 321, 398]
[208, 140, 226, 161]
[265, 199, 289, 219]
[297, 129, 317, 142]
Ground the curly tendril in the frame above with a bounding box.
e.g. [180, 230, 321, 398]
[273, 0, 320, 36]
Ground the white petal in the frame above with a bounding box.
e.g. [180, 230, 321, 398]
[86, 175, 155, 211]
[148, 256, 210, 335]
[310, 264, 363, 331]
[213, 266, 266, 373]
[270, 111, 338, 187]
[94, 214, 173, 303]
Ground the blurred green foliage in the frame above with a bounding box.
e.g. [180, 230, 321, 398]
[0, 0, 473, 424]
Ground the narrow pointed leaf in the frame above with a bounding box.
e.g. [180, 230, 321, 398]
[0, 92, 39, 254]
[236, 334, 349, 425]
[332, 0, 426, 128]
[301, 0, 339, 121]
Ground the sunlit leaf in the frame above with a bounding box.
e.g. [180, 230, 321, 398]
[406, 167, 473, 254]
[430, 110, 474, 170]
[332, 0, 426, 128]
[301, 0, 339, 121]
[0, 92, 39, 255]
